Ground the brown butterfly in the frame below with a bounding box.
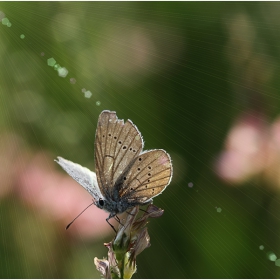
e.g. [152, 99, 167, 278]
[55, 110, 172, 230]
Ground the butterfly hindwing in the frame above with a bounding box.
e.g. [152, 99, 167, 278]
[117, 149, 172, 203]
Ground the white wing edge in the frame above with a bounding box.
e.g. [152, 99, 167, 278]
[54, 156, 104, 202]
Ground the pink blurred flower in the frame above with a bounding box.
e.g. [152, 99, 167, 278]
[16, 152, 110, 240]
[215, 111, 267, 183]
[0, 133, 24, 198]
[215, 111, 280, 189]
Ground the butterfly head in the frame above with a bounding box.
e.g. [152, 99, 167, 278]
[95, 197, 134, 217]
[96, 197, 117, 214]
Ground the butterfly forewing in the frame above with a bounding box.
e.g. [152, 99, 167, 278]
[55, 157, 103, 201]
[119, 149, 172, 203]
[94, 110, 143, 198]
[95, 111, 118, 196]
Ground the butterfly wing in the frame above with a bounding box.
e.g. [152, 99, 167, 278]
[116, 149, 172, 203]
[55, 156, 104, 202]
[94, 110, 144, 198]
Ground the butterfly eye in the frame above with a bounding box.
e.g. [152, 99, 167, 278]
[99, 199, 104, 207]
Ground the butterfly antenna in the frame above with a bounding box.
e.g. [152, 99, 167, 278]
[66, 201, 95, 230]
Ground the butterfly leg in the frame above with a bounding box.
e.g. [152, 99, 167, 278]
[114, 215, 124, 226]
[139, 208, 149, 214]
[106, 216, 117, 233]
[126, 210, 135, 216]
[139, 198, 154, 214]
[125, 199, 153, 216]
[126, 206, 138, 216]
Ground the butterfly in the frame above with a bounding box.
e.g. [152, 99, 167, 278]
[55, 110, 173, 230]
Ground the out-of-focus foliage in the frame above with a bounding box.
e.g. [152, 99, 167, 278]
[1, 2, 280, 278]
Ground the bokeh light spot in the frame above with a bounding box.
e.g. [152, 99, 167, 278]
[188, 182, 193, 188]
[70, 78, 76, 84]
[84, 90, 92, 98]
[275, 259, 280, 267]
[96, 101, 101, 106]
[47, 57, 56, 67]
[267, 251, 277, 261]
[57, 67, 68, 77]
[217, 207, 222, 213]
[259, 245, 264, 250]
[0, 11, 5, 21]
[53, 64, 61, 71]
[20, 34, 25, 39]
[2, 17, 9, 25]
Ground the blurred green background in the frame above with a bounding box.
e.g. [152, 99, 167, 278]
[1, 1, 280, 278]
